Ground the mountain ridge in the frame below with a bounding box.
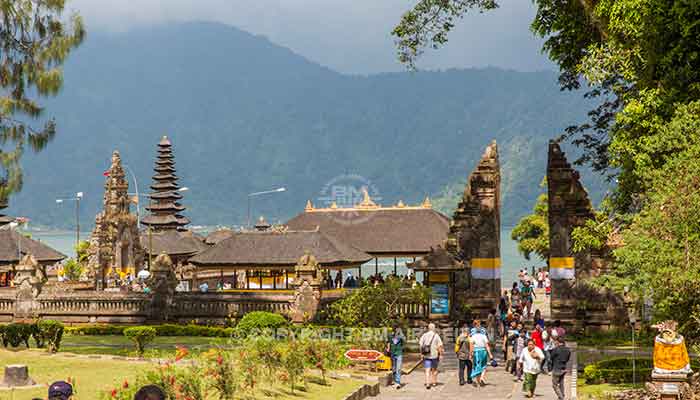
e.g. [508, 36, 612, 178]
[7, 21, 606, 229]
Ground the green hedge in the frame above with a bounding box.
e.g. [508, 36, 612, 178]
[584, 358, 700, 384]
[0, 321, 64, 350]
[65, 324, 235, 338]
[235, 311, 289, 336]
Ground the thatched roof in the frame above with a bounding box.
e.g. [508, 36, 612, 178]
[140, 229, 208, 256]
[190, 229, 371, 268]
[407, 246, 464, 271]
[204, 229, 235, 245]
[0, 230, 66, 264]
[286, 202, 449, 256]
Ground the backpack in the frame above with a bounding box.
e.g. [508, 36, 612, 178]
[421, 333, 436, 356]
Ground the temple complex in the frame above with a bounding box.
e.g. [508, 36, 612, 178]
[87, 151, 145, 288]
[142, 136, 190, 231]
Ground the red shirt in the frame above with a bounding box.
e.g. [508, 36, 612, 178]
[532, 330, 544, 350]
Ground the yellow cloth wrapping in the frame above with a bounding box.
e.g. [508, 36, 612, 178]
[653, 340, 690, 372]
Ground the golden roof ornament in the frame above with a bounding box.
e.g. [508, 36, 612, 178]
[330, 201, 338, 209]
[356, 187, 379, 209]
[422, 196, 432, 209]
[305, 200, 314, 211]
[396, 200, 406, 208]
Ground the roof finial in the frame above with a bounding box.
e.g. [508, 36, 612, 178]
[305, 199, 314, 211]
[330, 201, 338, 209]
[396, 200, 406, 208]
[357, 187, 378, 208]
[422, 196, 432, 209]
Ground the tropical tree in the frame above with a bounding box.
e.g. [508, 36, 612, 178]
[0, 1, 85, 202]
[511, 178, 548, 261]
[393, 0, 700, 213]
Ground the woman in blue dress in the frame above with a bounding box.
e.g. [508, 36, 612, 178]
[470, 320, 494, 386]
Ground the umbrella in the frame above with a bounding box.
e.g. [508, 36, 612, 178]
[137, 270, 151, 279]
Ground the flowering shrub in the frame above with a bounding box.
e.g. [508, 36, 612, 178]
[204, 350, 239, 400]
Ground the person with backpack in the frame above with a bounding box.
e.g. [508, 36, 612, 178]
[419, 323, 444, 390]
[455, 325, 473, 386]
[549, 336, 572, 400]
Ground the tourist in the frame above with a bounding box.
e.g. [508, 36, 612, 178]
[553, 320, 566, 338]
[537, 268, 545, 288]
[48, 380, 73, 400]
[486, 309, 497, 345]
[504, 320, 519, 374]
[549, 336, 571, 400]
[532, 323, 545, 351]
[469, 320, 493, 387]
[515, 328, 527, 381]
[198, 281, 209, 292]
[419, 323, 444, 389]
[386, 327, 405, 389]
[545, 275, 552, 296]
[519, 339, 545, 398]
[534, 309, 545, 329]
[499, 290, 509, 335]
[334, 271, 342, 288]
[542, 328, 556, 373]
[511, 282, 521, 314]
[521, 280, 535, 318]
[134, 384, 167, 400]
[455, 326, 473, 385]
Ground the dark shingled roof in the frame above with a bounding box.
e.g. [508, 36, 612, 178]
[140, 229, 208, 256]
[286, 208, 449, 255]
[190, 229, 372, 267]
[0, 229, 66, 263]
[407, 246, 464, 271]
[204, 229, 234, 245]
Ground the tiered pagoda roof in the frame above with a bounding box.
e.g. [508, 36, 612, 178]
[142, 136, 190, 231]
[0, 197, 12, 227]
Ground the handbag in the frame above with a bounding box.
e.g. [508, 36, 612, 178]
[420, 333, 436, 356]
[490, 359, 498, 367]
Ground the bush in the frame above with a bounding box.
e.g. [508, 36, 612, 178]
[2, 323, 34, 348]
[65, 324, 235, 338]
[124, 327, 157, 356]
[583, 358, 700, 384]
[236, 312, 288, 337]
[37, 320, 64, 352]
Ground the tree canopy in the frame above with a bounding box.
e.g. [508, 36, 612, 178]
[510, 179, 549, 261]
[393, 0, 700, 213]
[0, 0, 84, 203]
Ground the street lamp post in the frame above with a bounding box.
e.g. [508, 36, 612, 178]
[56, 192, 83, 257]
[247, 187, 286, 228]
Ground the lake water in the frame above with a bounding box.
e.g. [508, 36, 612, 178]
[31, 227, 538, 286]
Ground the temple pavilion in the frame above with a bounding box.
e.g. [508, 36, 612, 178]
[0, 201, 66, 286]
[190, 218, 371, 290]
[285, 190, 450, 277]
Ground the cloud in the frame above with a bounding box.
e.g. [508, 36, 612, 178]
[68, 0, 553, 74]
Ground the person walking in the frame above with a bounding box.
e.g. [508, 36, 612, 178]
[386, 327, 405, 389]
[455, 326, 473, 385]
[504, 320, 519, 374]
[521, 280, 536, 318]
[515, 328, 527, 381]
[520, 339, 545, 398]
[549, 336, 571, 400]
[419, 323, 444, 389]
[469, 321, 494, 387]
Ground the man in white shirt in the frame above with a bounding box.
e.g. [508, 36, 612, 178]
[519, 339, 545, 398]
[419, 323, 444, 390]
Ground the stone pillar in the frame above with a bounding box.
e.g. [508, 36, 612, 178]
[13, 255, 43, 321]
[452, 142, 501, 310]
[546, 141, 595, 324]
[147, 253, 178, 321]
[289, 251, 322, 324]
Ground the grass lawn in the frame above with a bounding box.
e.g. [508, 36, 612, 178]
[0, 347, 367, 400]
[577, 378, 644, 400]
[60, 334, 231, 357]
[0, 348, 149, 400]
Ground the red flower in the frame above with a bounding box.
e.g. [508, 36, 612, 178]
[111, 388, 117, 397]
[123, 380, 129, 389]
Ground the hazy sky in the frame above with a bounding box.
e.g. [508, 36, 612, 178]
[69, 0, 554, 74]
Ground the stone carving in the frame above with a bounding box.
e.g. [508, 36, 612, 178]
[652, 320, 692, 376]
[147, 253, 178, 321]
[87, 151, 145, 289]
[289, 251, 322, 323]
[14, 255, 43, 320]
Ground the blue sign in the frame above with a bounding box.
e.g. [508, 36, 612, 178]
[431, 283, 449, 314]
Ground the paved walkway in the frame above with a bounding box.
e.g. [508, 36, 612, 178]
[377, 351, 572, 400]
